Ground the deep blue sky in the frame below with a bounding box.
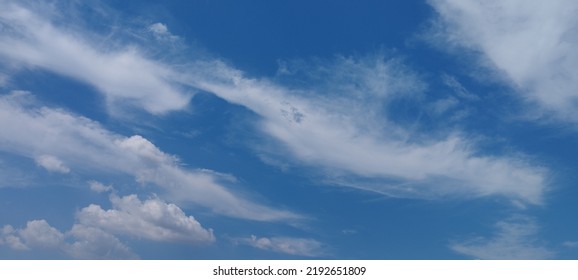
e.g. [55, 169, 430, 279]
[1, 0, 578, 259]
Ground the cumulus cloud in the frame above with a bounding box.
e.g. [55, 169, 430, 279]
[0, 194, 215, 259]
[428, 0, 578, 121]
[77, 194, 215, 244]
[0, 225, 28, 250]
[0, 92, 298, 221]
[35, 155, 70, 173]
[182, 55, 548, 204]
[237, 235, 325, 257]
[0, 220, 137, 259]
[451, 216, 554, 259]
[65, 224, 137, 259]
[0, 1, 191, 115]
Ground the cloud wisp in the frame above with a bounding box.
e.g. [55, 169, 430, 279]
[236, 235, 326, 257]
[450, 216, 554, 259]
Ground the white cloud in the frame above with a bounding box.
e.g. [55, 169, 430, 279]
[429, 0, 578, 121]
[77, 194, 215, 244]
[0, 92, 298, 221]
[148, 22, 180, 43]
[0, 194, 216, 258]
[0, 1, 191, 115]
[182, 55, 548, 204]
[149, 23, 169, 35]
[35, 155, 70, 173]
[17, 220, 64, 249]
[87, 180, 113, 193]
[238, 235, 325, 257]
[0, 225, 28, 250]
[65, 224, 137, 260]
[451, 216, 554, 259]
[0, 219, 137, 259]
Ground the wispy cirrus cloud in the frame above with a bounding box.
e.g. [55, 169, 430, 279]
[0, 91, 298, 221]
[182, 55, 548, 205]
[428, 0, 578, 121]
[451, 216, 554, 259]
[0, 0, 191, 115]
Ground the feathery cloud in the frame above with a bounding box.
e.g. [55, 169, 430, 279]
[451, 216, 554, 259]
[0, 1, 191, 115]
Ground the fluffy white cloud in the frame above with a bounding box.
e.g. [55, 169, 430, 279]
[0, 225, 28, 250]
[451, 216, 554, 259]
[0, 1, 191, 115]
[429, 0, 578, 121]
[0, 220, 137, 259]
[238, 235, 325, 257]
[65, 224, 137, 260]
[0, 194, 215, 259]
[0, 92, 298, 221]
[77, 194, 215, 244]
[182, 55, 548, 204]
[17, 220, 64, 249]
[35, 155, 70, 173]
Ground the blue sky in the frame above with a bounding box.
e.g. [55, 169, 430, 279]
[1, 0, 578, 259]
